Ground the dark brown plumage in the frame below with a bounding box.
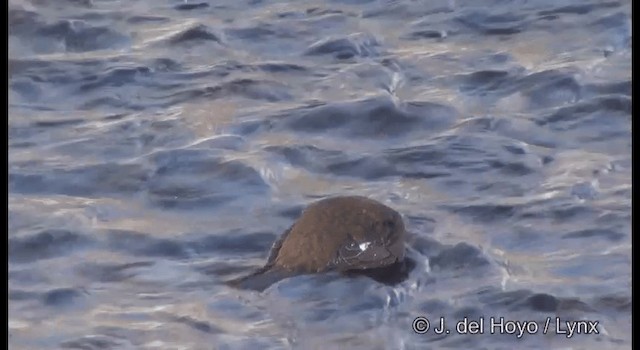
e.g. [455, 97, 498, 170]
[227, 196, 408, 291]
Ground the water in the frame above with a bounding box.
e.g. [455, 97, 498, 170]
[8, 0, 631, 349]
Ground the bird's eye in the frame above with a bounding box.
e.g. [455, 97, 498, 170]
[384, 220, 396, 228]
[345, 242, 358, 250]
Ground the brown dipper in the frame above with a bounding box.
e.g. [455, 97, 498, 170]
[227, 196, 408, 291]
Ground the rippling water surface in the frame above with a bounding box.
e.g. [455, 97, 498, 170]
[8, 0, 631, 349]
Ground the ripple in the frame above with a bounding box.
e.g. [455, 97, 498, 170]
[9, 163, 149, 197]
[444, 202, 519, 223]
[522, 293, 559, 312]
[174, 2, 210, 11]
[593, 293, 631, 312]
[456, 70, 514, 94]
[226, 23, 288, 41]
[241, 95, 458, 138]
[265, 144, 392, 180]
[127, 15, 170, 24]
[78, 66, 152, 92]
[77, 261, 155, 283]
[537, 2, 622, 16]
[13, 18, 132, 54]
[146, 150, 269, 209]
[584, 80, 631, 97]
[404, 29, 448, 41]
[42, 287, 86, 307]
[455, 11, 529, 35]
[60, 335, 132, 350]
[105, 230, 190, 259]
[160, 78, 293, 105]
[385, 132, 543, 182]
[167, 315, 222, 334]
[542, 95, 631, 125]
[477, 287, 594, 313]
[207, 78, 293, 102]
[7, 0, 632, 348]
[257, 62, 308, 73]
[304, 33, 380, 60]
[429, 243, 491, 270]
[9, 229, 94, 263]
[168, 24, 222, 45]
[561, 228, 625, 241]
[189, 231, 276, 256]
[190, 134, 248, 151]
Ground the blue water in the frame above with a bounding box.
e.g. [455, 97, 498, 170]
[9, 0, 631, 349]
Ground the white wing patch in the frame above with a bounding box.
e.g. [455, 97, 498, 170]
[358, 242, 371, 252]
